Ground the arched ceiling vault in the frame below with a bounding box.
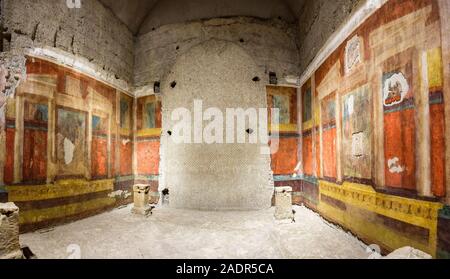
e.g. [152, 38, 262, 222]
[99, 0, 306, 35]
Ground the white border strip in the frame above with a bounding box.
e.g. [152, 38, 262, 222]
[299, 0, 388, 86]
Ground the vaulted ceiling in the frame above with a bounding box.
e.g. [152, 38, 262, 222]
[99, 0, 306, 35]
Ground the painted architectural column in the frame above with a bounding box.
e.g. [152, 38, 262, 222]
[311, 75, 317, 177]
[416, 52, 432, 197]
[46, 96, 56, 183]
[335, 92, 342, 183]
[297, 87, 303, 176]
[13, 94, 24, 184]
[318, 93, 324, 178]
[107, 111, 112, 179]
[438, 0, 450, 204]
[372, 66, 385, 188]
[115, 90, 121, 179]
[132, 97, 138, 178]
[86, 94, 93, 180]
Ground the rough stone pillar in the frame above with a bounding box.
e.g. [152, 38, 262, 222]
[0, 203, 23, 259]
[132, 184, 152, 216]
[0, 65, 7, 189]
[274, 186, 294, 220]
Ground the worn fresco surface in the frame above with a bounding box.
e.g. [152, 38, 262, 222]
[56, 108, 87, 178]
[342, 85, 372, 181]
[136, 95, 161, 178]
[321, 94, 337, 180]
[301, 81, 314, 177]
[23, 102, 48, 183]
[119, 95, 133, 177]
[92, 115, 108, 179]
[382, 51, 415, 190]
[1, 58, 125, 232]
[267, 86, 298, 176]
[301, 0, 448, 257]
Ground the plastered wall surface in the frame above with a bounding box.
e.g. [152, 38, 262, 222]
[1, 0, 134, 87]
[297, 0, 364, 73]
[134, 17, 300, 93]
[138, 0, 298, 34]
[160, 40, 274, 210]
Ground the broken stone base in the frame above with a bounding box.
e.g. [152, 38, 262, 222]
[131, 206, 152, 216]
[274, 186, 294, 220]
[132, 184, 151, 216]
[0, 203, 23, 259]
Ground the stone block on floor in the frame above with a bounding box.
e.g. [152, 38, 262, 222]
[132, 184, 152, 216]
[274, 186, 294, 220]
[0, 202, 23, 259]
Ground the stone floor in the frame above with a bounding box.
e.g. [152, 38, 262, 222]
[20, 205, 371, 259]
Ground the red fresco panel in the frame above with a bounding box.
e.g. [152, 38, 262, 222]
[430, 103, 445, 197]
[271, 137, 298, 175]
[384, 109, 416, 190]
[120, 140, 133, 176]
[23, 129, 47, 183]
[302, 134, 313, 176]
[322, 128, 337, 179]
[4, 128, 15, 184]
[137, 141, 160, 175]
[91, 137, 108, 178]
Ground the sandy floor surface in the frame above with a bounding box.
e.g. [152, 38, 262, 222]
[20, 205, 370, 259]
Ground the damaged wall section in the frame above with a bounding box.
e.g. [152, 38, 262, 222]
[134, 17, 300, 94]
[1, 0, 134, 89]
[297, 0, 363, 73]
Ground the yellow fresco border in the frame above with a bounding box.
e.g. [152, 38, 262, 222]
[318, 180, 443, 257]
[6, 179, 115, 202]
[269, 124, 298, 133]
[137, 128, 161, 138]
[19, 197, 115, 225]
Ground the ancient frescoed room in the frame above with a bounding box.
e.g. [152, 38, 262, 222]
[0, 0, 450, 265]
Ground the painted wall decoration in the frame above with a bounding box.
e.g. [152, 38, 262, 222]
[136, 95, 161, 177]
[383, 72, 409, 107]
[56, 108, 87, 178]
[23, 101, 48, 183]
[427, 47, 446, 197]
[137, 96, 161, 132]
[144, 102, 157, 129]
[382, 51, 415, 190]
[302, 87, 312, 124]
[321, 94, 337, 180]
[301, 81, 314, 177]
[300, 0, 448, 258]
[272, 94, 290, 124]
[267, 86, 298, 130]
[342, 85, 372, 181]
[91, 114, 108, 178]
[344, 35, 362, 74]
[0, 57, 128, 231]
[120, 96, 132, 131]
[266, 86, 298, 176]
[120, 94, 133, 176]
